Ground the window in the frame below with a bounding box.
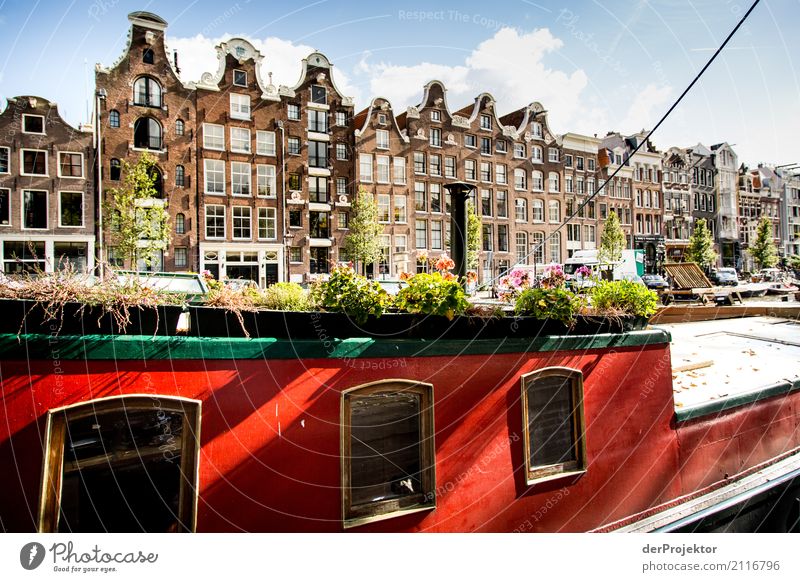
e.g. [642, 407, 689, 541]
[256, 131, 275, 156]
[430, 128, 441, 147]
[231, 207, 251, 239]
[336, 111, 347, 126]
[415, 182, 426, 212]
[550, 232, 561, 263]
[289, 173, 301, 191]
[430, 155, 442, 177]
[22, 115, 45, 136]
[258, 207, 276, 240]
[173, 119, 184, 136]
[336, 143, 348, 161]
[309, 141, 327, 168]
[38, 396, 201, 533]
[290, 247, 302, 262]
[233, 69, 247, 87]
[430, 184, 442, 213]
[532, 170, 544, 191]
[337, 177, 348, 195]
[359, 154, 373, 182]
[231, 162, 251, 196]
[142, 48, 154, 64]
[175, 213, 185, 234]
[309, 176, 327, 203]
[59, 192, 83, 227]
[394, 196, 406, 223]
[110, 158, 121, 181]
[576, 157, 584, 171]
[516, 232, 527, 263]
[483, 224, 493, 251]
[288, 103, 301, 120]
[465, 134, 477, 149]
[109, 110, 120, 128]
[497, 191, 508, 218]
[496, 164, 507, 185]
[288, 137, 301, 155]
[431, 110, 441, 122]
[377, 156, 390, 184]
[549, 148, 559, 163]
[565, 175, 574, 194]
[133, 77, 162, 107]
[549, 200, 560, 223]
[522, 368, 586, 484]
[514, 143, 525, 158]
[337, 211, 349, 230]
[480, 162, 492, 182]
[377, 194, 391, 223]
[480, 137, 492, 155]
[58, 153, 83, 178]
[257, 165, 276, 197]
[588, 158, 595, 171]
[174, 247, 187, 267]
[480, 114, 492, 130]
[415, 219, 427, 248]
[311, 85, 327, 104]
[584, 225, 596, 243]
[498, 224, 508, 252]
[205, 205, 225, 238]
[204, 159, 225, 195]
[444, 156, 456, 179]
[308, 109, 328, 133]
[230, 127, 251, 153]
[393, 157, 406, 185]
[576, 177, 585, 194]
[515, 198, 527, 222]
[0, 188, 9, 225]
[22, 149, 47, 175]
[134, 117, 162, 150]
[431, 220, 443, 249]
[203, 124, 224, 150]
[481, 189, 492, 216]
[465, 159, 477, 181]
[530, 122, 542, 138]
[496, 139, 507, 154]
[230, 94, 250, 120]
[414, 152, 426, 174]
[532, 232, 545, 264]
[341, 380, 435, 526]
[395, 234, 407, 254]
[531, 146, 543, 163]
[310, 211, 329, 238]
[0, 147, 8, 174]
[514, 168, 527, 190]
[532, 199, 544, 222]
[22, 190, 47, 229]
[289, 209, 302, 228]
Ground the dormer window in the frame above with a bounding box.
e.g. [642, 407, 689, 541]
[142, 48, 154, 64]
[377, 113, 387, 125]
[133, 77, 162, 108]
[431, 110, 441, 122]
[22, 114, 45, 134]
[233, 70, 247, 87]
[480, 114, 492, 130]
[311, 85, 326, 105]
[531, 122, 542, 138]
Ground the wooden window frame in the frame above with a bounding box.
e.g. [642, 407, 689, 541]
[38, 395, 201, 533]
[341, 379, 436, 529]
[521, 367, 587, 485]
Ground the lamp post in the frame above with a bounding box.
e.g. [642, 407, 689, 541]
[443, 181, 475, 282]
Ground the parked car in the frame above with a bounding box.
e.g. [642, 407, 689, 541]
[710, 267, 738, 286]
[641, 274, 670, 290]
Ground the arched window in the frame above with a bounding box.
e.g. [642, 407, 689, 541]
[548, 200, 560, 223]
[175, 165, 185, 187]
[151, 166, 163, 198]
[548, 172, 560, 192]
[532, 232, 545, 264]
[175, 212, 185, 234]
[521, 367, 586, 484]
[532, 170, 544, 191]
[531, 199, 544, 222]
[134, 117, 162, 150]
[109, 158, 121, 181]
[341, 380, 435, 527]
[549, 231, 561, 264]
[38, 395, 201, 532]
[531, 145, 543, 162]
[133, 77, 162, 108]
[143, 48, 154, 64]
[175, 119, 184, 136]
[109, 109, 120, 128]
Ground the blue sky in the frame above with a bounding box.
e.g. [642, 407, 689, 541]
[1, 0, 797, 166]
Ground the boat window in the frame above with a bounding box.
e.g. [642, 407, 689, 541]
[39, 396, 200, 532]
[522, 367, 586, 484]
[341, 380, 435, 527]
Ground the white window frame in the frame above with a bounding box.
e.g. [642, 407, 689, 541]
[57, 151, 85, 179]
[393, 157, 406, 185]
[258, 207, 277, 240]
[359, 153, 373, 183]
[232, 206, 252, 240]
[233, 69, 247, 87]
[230, 127, 251, 154]
[0, 187, 10, 226]
[204, 159, 226, 195]
[376, 155, 390, 184]
[203, 123, 225, 150]
[0, 146, 10, 174]
[231, 161, 252, 197]
[377, 194, 391, 223]
[393, 196, 407, 223]
[257, 165, 277, 197]
[205, 205, 226, 239]
[58, 191, 84, 228]
[376, 129, 390, 150]
[532, 170, 544, 192]
[548, 148, 559, 163]
[531, 199, 544, 223]
[256, 130, 276, 156]
[22, 114, 45, 135]
[230, 94, 251, 120]
[20, 149, 48, 177]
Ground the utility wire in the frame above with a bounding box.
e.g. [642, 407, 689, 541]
[486, 0, 761, 287]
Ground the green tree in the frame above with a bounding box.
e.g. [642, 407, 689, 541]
[686, 218, 717, 270]
[598, 210, 626, 264]
[467, 201, 482, 271]
[750, 216, 778, 269]
[106, 152, 171, 269]
[343, 186, 383, 274]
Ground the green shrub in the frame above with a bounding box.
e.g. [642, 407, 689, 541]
[514, 287, 584, 326]
[395, 272, 469, 320]
[310, 265, 389, 323]
[258, 282, 310, 311]
[588, 280, 658, 317]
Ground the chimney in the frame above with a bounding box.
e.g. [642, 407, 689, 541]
[173, 50, 180, 74]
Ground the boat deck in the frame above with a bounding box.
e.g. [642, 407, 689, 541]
[658, 316, 800, 418]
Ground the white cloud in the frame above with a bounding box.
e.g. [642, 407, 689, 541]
[618, 83, 672, 134]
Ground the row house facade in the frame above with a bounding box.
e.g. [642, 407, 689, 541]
[598, 134, 635, 249]
[0, 96, 95, 274]
[560, 133, 601, 260]
[687, 144, 718, 240]
[779, 169, 800, 258]
[738, 165, 782, 271]
[662, 147, 692, 261]
[711, 142, 740, 268]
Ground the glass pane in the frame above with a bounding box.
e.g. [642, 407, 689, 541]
[350, 392, 422, 506]
[526, 376, 577, 468]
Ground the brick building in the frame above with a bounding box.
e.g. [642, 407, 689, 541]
[0, 95, 95, 274]
[626, 133, 664, 274]
[560, 133, 600, 259]
[662, 147, 691, 262]
[598, 134, 635, 248]
[711, 142, 740, 268]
